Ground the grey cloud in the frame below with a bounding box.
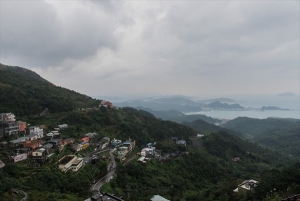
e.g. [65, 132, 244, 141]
[85, 0, 116, 11]
[138, 1, 299, 77]
[0, 0, 119, 67]
[0, 1, 298, 97]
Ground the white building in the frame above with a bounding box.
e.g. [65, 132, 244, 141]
[3, 122, 19, 135]
[0, 160, 5, 168]
[141, 147, 155, 156]
[58, 155, 83, 172]
[28, 126, 44, 138]
[10, 133, 43, 145]
[150, 195, 170, 201]
[0, 113, 16, 122]
[176, 140, 186, 146]
[58, 124, 68, 129]
[233, 179, 258, 195]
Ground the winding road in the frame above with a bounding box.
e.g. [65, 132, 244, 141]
[90, 148, 116, 191]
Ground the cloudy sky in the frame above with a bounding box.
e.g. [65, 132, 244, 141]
[0, 0, 299, 98]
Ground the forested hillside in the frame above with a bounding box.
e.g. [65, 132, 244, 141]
[182, 119, 240, 135]
[223, 117, 300, 157]
[0, 64, 100, 116]
[0, 64, 49, 83]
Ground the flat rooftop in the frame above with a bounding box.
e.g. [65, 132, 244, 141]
[59, 155, 75, 165]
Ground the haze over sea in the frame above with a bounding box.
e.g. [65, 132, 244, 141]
[186, 95, 300, 120]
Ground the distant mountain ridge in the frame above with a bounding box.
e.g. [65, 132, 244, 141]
[115, 97, 245, 112]
[137, 107, 222, 124]
[261, 106, 289, 111]
[198, 97, 237, 103]
[277, 92, 296, 97]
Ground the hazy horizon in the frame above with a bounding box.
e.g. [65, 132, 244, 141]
[96, 93, 300, 111]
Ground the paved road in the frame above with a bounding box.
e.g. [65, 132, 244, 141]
[90, 148, 116, 191]
[91, 170, 115, 191]
[82, 149, 109, 167]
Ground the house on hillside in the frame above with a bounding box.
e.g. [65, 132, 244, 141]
[46, 139, 61, 147]
[0, 122, 19, 135]
[84, 132, 98, 138]
[0, 113, 16, 122]
[85, 192, 124, 201]
[58, 124, 68, 129]
[171, 137, 178, 143]
[233, 179, 258, 195]
[0, 160, 5, 168]
[111, 138, 122, 148]
[58, 155, 83, 172]
[10, 132, 44, 147]
[13, 148, 31, 155]
[0, 114, 27, 136]
[171, 137, 186, 146]
[18, 121, 27, 132]
[99, 100, 113, 109]
[28, 126, 44, 138]
[23, 140, 42, 150]
[62, 138, 74, 146]
[176, 140, 186, 146]
[232, 157, 241, 162]
[150, 195, 170, 201]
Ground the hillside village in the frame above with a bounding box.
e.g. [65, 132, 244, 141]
[0, 112, 189, 201]
[0, 105, 298, 201]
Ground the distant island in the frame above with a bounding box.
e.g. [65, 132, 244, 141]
[204, 101, 244, 110]
[277, 92, 296, 97]
[261, 106, 290, 111]
[199, 98, 237, 104]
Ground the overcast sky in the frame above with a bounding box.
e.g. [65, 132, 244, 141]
[0, 0, 299, 98]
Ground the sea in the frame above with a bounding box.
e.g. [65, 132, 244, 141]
[185, 110, 300, 120]
[186, 95, 300, 120]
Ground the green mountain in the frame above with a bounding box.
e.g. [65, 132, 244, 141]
[0, 63, 49, 83]
[223, 117, 300, 157]
[0, 64, 100, 116]
[182, 119, 241, 135]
